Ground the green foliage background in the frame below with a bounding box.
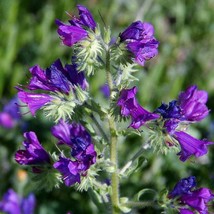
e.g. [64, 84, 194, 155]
[0, 0, 214, 213]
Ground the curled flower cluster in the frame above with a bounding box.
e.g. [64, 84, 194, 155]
[0, 189, 36, 214]
[117, 85, 212, 161]
[52, 120, 97, 186]
[119, 21, 159, 66]
[15, 120, 96, 187]
[56, 5, 96, 47]
[17, 59, 88, 122]
[169, 176, 214, 214]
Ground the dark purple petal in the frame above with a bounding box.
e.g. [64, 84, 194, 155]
[15, 131, 50, 165]
[54, 157, 80, 186]
[46, 60, 72, 94]
[117, 86, 138, 116]
[174, 131, 212, 162]
[18, 91, 53, 116]
[178, 85, 209, 121]
[155, 100, 183, 119]
[65, 63, 88, 90]
[129, 105, 159, 129]
[168, 176, 197, 198]
[51, 120, 72, 145]
[181, 188, 214, 213]
[0, 189, 21, 214]
[120, 21, 155, 42]
[119, 21, 159, 66]
[77, 5, 96, 30]
[127, 39, 159, 66]
[29, 65, 55, 91]
[57, 24, 87, 46]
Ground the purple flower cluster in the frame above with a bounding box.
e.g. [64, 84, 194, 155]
[155, 85, 212, 161]
[52, 120, 97, 186]
[169, 176, 214, 214]
[56, 5, 96, 47]
[117, 86, 159, 129]
[17, 59, 88, 117]
[0, 189, 36, 214]
[0, 97, 21, 129]
[117, 85, 212, 161]
[119, 21, 159, 66]
[15, 131, 51, 173]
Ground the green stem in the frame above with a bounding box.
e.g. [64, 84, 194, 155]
[122, 201, 158, 209]
[105, 49, 120, 214]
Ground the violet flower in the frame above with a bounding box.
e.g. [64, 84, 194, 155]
[17, 59, 88, 120]
[178, 85, 209, 122]
[52, 120, 96, 186]
[15, 131, 50, 166]
[119, 21, 159, 66]
[56, 5, 96, 47]
[0, 96, 21, 129]
[174, 131, 212, 162]
[117, 86, 159, 128]
[0, 189, 36, 214]
[154, 85, 212, 161]
[169, 176, 214, 214]
[53, 157, 81, 186]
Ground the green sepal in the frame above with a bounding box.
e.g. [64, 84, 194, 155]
[119, 197, 132, 213]
[27, 168, 61, 192]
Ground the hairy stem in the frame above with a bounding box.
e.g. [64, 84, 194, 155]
[122, 201, 158, 209]
[106, 49, 120, 214]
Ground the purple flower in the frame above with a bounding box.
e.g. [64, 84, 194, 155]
[168, 176, 197, 198]
[169, 176, 214, 214]
[52, 120, 97, 186]
[180, 188, 214, 213]
[0, 189, 36, 214]
[53, 157, 81, 186]
[119, 21, 159, 66]
[17, 91, 53, 116]
[56, 5, 96, 47]
[17, 59, 88, 117]
[174, 131, 212, 162]
[178, 85, 209, 122]
[15, 131, 50, 166]
[0, 97, 21, 128]
[117, 87, 159, 129]
[154, 85, 212, 161]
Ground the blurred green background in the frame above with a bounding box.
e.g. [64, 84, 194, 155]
[0, 0, 214, 213]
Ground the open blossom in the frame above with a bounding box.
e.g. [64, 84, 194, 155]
[0, 96, 21, 129]
[15, 131, 50, 166]
[0, 189, 36, 214]
[117, 86, 159, 129]
[178, 85, 209, 122]
[154, 85, 212, 161]
[169, 176, 214, 214]
[174, 131, 212, 161]
[119, 21, 159, 66]
[52, 120, 96, 186]
[56, 5, 96, 47]
[17, 59, 88, 121]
